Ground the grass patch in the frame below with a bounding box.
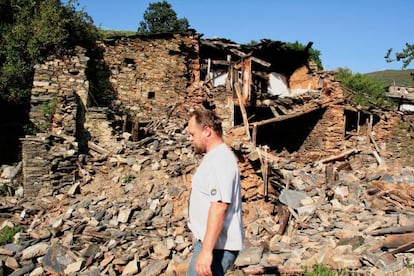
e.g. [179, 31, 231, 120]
[122, 174, 135, 184]
[0, 225, 23, 246]
[302, 264, 350, 276]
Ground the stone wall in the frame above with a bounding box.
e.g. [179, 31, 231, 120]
[296, 105, 345, 162]
[21, 32, 200, 196]
[22, 47, 89, 197]
[99, 32, 200, 123]
[21, 32, 348, 196]
[292, 69, 346, 162]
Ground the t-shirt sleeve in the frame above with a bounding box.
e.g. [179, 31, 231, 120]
[208, 156, 236, 203]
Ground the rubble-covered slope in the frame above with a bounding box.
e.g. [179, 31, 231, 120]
[1, 108, 414, 275]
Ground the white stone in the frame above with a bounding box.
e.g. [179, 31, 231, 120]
[64, 260, 83, 274]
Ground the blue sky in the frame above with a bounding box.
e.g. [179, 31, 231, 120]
[68, 0, 413, 74]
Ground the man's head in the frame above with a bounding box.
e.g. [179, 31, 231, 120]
[187, 108, 223, 153]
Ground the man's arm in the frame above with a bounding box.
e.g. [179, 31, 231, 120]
[196, 201, 229, 276]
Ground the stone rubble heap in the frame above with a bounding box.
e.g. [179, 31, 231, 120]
[1, 113, 414, 276]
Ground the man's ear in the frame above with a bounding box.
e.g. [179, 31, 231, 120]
[202, 126, 212, 138]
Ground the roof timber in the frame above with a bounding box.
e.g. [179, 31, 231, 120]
[247, 98, 344, 127]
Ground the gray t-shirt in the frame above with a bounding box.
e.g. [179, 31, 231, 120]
[188, 143, 244, 250]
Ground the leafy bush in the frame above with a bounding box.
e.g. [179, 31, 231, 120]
[0, 0, 100, 116]
[335, 67, 393, 109]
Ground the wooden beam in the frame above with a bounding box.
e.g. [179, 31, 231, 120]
[256, 147, 279, 164]
[242, 57, 252, 104]
[207, 58, 211, 81]
[357, 110, 361, 134]
[252, 124, 257, 145]
[343, 113, 347, 138]
[201, 59, 231, 66]
[232, 54, 270, 69]
[269, 106, 279, 117]
[251, 57, 271, 68]
[251, 99, 343, 127]
[253, 104, 319, 126]
[234, 81, 251, 140]
[229, 48, 248, 58]
[318, 148, 360, 164]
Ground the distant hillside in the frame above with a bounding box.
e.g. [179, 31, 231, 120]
[365, 69, 414, 87]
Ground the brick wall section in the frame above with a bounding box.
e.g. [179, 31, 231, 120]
[99, 32, 200, 122]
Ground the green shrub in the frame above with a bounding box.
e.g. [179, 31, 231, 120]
[122, 174, 135, 184]
[336, 67, 394, 109]
[302, 263, 351, 276]
[0, 225, 23, 246]
[41, 98, 57, 118]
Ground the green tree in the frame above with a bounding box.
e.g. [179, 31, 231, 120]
[137, 1, 189, 34]
[0, 0, 99, 105]
[246, 40, 259, 46]
[284, 41, 323, 70]
[335, 68, 392, 108]
[385, 43, 414, 69]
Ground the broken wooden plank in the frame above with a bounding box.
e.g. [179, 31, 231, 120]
[253, 110, 302, 127]
[278, 206, 291, 235]
[242, 57, 252, 104]
[256, 148, 279, 165]
[318, 149, 360, 164]
[383, 233, 414, 249]
[269, 106, 279, 117]
[252, 124, 258, 145]
[87, 141, 109, 156]
[251, 56, 271, 68]
[250, 99, 343, 127]
[379, 240, 414, 265]
[325, 163, 335, 197]
[234, 79, 251, 140]
[370, 225, 414, 236]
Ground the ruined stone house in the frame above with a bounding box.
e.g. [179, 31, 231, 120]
[388, 85, 414, 112]
[21, 30, 382, 196]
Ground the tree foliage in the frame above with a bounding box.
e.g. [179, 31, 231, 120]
[284, 41, 323, 70]
[137, 1, 189, 34]
[385, 43, 414, 69]
[0, 0, 99, 105]
[335, 68, 392, 108]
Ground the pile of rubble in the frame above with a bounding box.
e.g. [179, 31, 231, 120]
[1, 109, 414, 276]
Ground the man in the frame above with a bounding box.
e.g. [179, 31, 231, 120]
[186, 108, 244, 276]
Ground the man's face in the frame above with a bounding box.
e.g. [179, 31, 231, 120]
[187, 116, 206, 153]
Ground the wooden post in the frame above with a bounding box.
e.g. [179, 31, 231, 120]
[132, 120, 139, 141]
[229, 96, 235, 127]
[242, 57, 252, 104]
[262, 146, 269, 200]
[234, 81, 251, 140]
[357, 110, 361, 134]
[252, 123, 257, 146]
[368, 114, 373, 134]
[325, 164, 335, 197]
[122, 115, 128, 133]
[207, 58, 211, 83]
[343, 113, 347, 138]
